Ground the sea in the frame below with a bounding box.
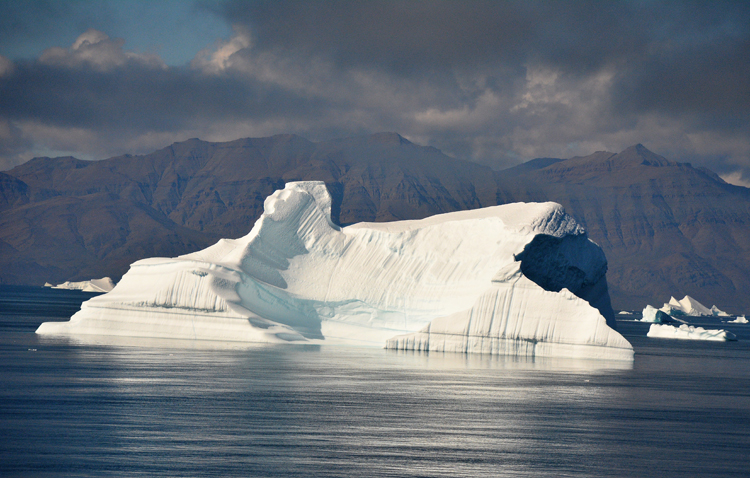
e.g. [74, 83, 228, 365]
[1, 285, 749, 477]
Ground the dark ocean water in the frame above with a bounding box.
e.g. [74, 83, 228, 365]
[1, 285, 749, 477]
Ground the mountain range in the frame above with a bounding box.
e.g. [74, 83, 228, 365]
[2, 133, 748, 312]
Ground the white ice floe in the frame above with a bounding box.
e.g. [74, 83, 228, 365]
[37, 181, 632, 360]
[659, 295, 730, 317]
[618, 311, 633, 315]
[45, 277, 115, 293]
[728, 316, 748, 324]
[647, 324, 737, 341]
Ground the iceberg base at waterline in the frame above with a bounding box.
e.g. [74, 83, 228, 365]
[647, 324, 737, 342]
[37, 181, 633, 361]
[385, 273, 632, 361]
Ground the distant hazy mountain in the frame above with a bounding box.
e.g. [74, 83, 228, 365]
[2, 135, 748, 312]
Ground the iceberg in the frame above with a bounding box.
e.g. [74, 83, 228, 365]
[640, 305, 681, 324]
[660, 295, 729, 317]
[647, 323, 737, 341]
[45, 277, 115, 293]
[37, 181, 632, 360]
[711, 305, 730, 317]
[728, 316, 748, 324]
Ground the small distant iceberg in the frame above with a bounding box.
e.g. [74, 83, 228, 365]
[728, 316, 748, 324]
[45, 277, 115, 293]
[618, 310, 633, 315]
[658, 295, 730, 317]
[640, 305, 683, 324]
[647, 324, 737, 342]
[710, 305, 730, 317]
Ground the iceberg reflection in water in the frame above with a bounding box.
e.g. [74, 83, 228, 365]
[37, 332, 634, 372]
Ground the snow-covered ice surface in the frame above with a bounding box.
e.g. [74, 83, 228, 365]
[45, 277, 115, 293]
[37, 182, 632, 360]
[660, 295, 729, 317]
[647, 324, 737, 341]
[729, 316, 748, 324]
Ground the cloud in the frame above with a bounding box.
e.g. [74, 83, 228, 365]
[720, 172, 750, 188]
[0, 1, 749, 181]
[38, 29, 166, 71]
[191, 30, 251, 73]
[203, 0, 750, 172]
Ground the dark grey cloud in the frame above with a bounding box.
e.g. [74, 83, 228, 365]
[214, 0, 641, 71]
[1, 0, 749, 187]
[211, 0, 750, 183]
[217, 0, 750, 110]
[0, 61, 321, 131]
[218, 2, 738, 64]
[612, 36, 750, 122]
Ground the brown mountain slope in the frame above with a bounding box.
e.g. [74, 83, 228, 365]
[1, 133, 497, 286]
[497, 144, 750, 312]
[0, 192, 215, 285]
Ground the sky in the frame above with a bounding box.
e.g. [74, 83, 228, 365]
[0, 0, 748, 186]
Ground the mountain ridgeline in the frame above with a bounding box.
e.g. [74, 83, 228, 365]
[2, 134, 749, 312]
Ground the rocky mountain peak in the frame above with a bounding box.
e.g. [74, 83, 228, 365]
[615, 144, 677, 167]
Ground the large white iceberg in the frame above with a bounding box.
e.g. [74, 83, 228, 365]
[660, 295, 729, 317]
[44, 277, 115, 293]
[37, 181, 632, 360]
[647, 324, 737, 341]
